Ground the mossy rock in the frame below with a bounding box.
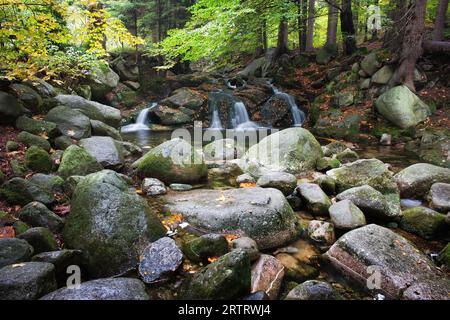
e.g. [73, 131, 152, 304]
[25, 146, 53, 173]
[57, 145, 103, 180]
[400, 207, 447, 240]
[17, 131, 51, 151]
[438, 243, 450, 268]
[316, 157, 341, 171]
[15, 116, 59, 138]
[0, 177, 54, 206]
[17, 227, 58, 254]
[6, 141, 19, 152]
[183, 234, 229, 263]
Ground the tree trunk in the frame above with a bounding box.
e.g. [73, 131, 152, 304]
[393, 0, 428, 92]
[327, 0, 339, 45]
[299, 0, 308, 51]
[433, 0, 449, 41]
[306, 0, 316, 51]
[277, 18, 289, 56]
[423, 40, 450, 53]
[340, 0, 357, 55]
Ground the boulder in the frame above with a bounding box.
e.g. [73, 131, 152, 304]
[105, 82, 137, 109]
[17, 227, 58, 254]
[19, 202, 64, 232]
[162, 88, 205, 110]
[256, 172, 297, 195]
[137, 138, 207, 184]
[6, 140, 19, 152]
[285, 280, 343, 300]
[182, 249, 251, 300]
[170, 183, 193, 191]
[57, 145, 103, 179]
[79, 136, 124, 169]
[151, 104, 192, 125]
[439, 243, 450, 269]
[322, 141, 349, 157]
[138, 237, 183, 283]
[428, 183, 450, 212]
[0, 262, 56, 300]
[54, 136, 76, 150]
[17, 131, 51, 151]
[0, 92, 25, 123]
[400, 207, 447, 239]
[334, 92, 354, 108]
[9, 83, 43, 113]
[335, 149, 359, 164]
[275, 253, 318, 283]
[360, 53, 381, 76]
[15, 116, 59, 137]
[28, 174, 65, 194]
[316, 157, 341, 171]
[231, 237, 260, 262]
[45, 106, 92, 140]
[85, 64, 120, 101]
[208, 162, 244, 189]
[0, 177, 54, 206]
[113, 58, 139, 82]
[164, 187, 299, 250]
[26, 79, 56, 99]
[25, 146, 53, 173]
[314, 175, 336, 195]
[296, 183, 332, 216]
[0, 238, 34, 268]
[203, 139, 244, 161]
[62, 170, 166, 278]
[240, 128, 323, 177]
[307, 221, 336, 245]
[375, 85, 431, 129]
[41, 278, 149, 300]
[141, 178, 167, 196]
[183, 234, 229, 263]
[55, 95, 121, 128]
[394, 163, 450, 198]
[371, 65, 394, 84]
[316, 43, 338, 65]
[251, 254, 285, 300]
[90, 120, 122, 141]
[325, 224, 450, 299]
[329, 200, 367, 230]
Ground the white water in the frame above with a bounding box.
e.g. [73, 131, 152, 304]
[210, 107, 223, 130]
[232, 101, 259, 130]
[121, 103, 157, 133]
[271, 85, 305, 127]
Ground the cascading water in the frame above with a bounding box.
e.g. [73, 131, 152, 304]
[231, 101, 259, 130]
[121, 103, 157, 133]
[270, 84, 306, 127]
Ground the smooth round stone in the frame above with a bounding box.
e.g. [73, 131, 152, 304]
[329, 200, 367, 230]
[308, 220, 335, 245]
[285, 280, 343, 300]
[232, 237, 260, 262]
[142, 178, 167, 196]
[0, 238, 34, 269]
[169, 183, 193, 191]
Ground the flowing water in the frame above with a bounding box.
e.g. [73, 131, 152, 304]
[121, 103, 157, 133]
[270, 84, 306, 127]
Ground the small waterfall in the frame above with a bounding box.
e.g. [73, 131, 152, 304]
[270, 84, 306, 127]
[232, 101, 258, 130]
[210, 105, 223, 130]
[121, 103, 157, 133]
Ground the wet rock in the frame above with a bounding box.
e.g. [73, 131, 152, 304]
[116, 141, 142, 158]
[286, 193, 303, 211]
[9, 83, 43, 113]
[57, 145, 103, 179]
[17, 227, 58, 254]
[335, 149, 359, 164]
[371, 66, 394, 84]
[275, 254, 318, 283]
[41, 278, 148, 300]
[336, 185, 400, 219]
[316, 157, 341, 171]
[400, 207, 447, 240]
[54, 136, 76, 150]
[19, 202, 64, 232]
[251, 254, 285, 300]
[32, 250, 83, 286]
[142, 178, 167, 196]
[63, 170, 166, 278]
[285, 280, 343, 300]
[18, 131, 51, 151]
[182, 249, 251, 300]
[208, 162, 244, 189]
[90, 120, 122, 141]
[169, 183, 193, 191]
[427, 183, 450, 212]
[375, 85, 431, 129]
[0, 92, 25, 124]
[327, 159, 398, 194]
[184, 234, 229, 263]
[308, 221, 335, 245]
[0, 238, 34, 268]
[297, 183, 332, 216]
[45, 106, 92, 140]
[79, 136, 124, 169]
[329, 200, 366, 230]
[394, 163, 450, 198]
[25, 146, 53, 173]
[151, 105, 192, 125]
[137, 138, 207, 184]
[16, 116, 59, 137]
[138, 237, 183, 283]
[314, 175, 336, 195]
[55, 94, 121, 128]
[240, 128, 323, 177]
[256, 172, 297, 195]
[325, 224, 450, 299]
[231, 237, 260, 262]
[162, 87, 205, 110]
[0, 177, 54, 206]
[165, 187, 299, 250]
[0, 262, 56, 300]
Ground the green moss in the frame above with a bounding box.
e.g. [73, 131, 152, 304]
[13, 221, 30, 236]
[57, 145, 102, 179]
[400, 207, 447, 240]
[17, 131, 50, 151]
[439, 243, 450, 268]
[6, 140, 19, 152]
[25, 146, 53, 173]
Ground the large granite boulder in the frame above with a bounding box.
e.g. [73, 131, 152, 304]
[57, 145, 103, 179]
[79, 136, 124, 169]
[0, 238, 34, 268]
[85, 64, 120, 101]
[45, 106, 91, 140]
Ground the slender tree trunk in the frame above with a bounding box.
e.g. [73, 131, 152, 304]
[340, 0, 357, 55]
[306, 0, 316, 51]
[277, 17, 289, 55]
[393, 0, 428, 91]
[299, 0, 308, 51]
[263, 19, 268, 52]
[327, 0, 339, 45]
[433, 0, 449, 41]
[372, 0, 380, 39]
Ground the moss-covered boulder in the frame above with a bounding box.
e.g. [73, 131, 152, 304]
[25, 146, 53, 173]
[137, 138, 207, 184]
[45, 105, 91, 140]
[6, 140, 19, 152]
[9, 83, 43, 113]
[28, 174, 64, 194]
[360, 53, 381, 76]
[181, 249, 251, 300]
[84, 64, 120, 101]
[0, 92, 25, 124]
[79, 136, 124, 169]
[0, 238, 34, 269]
[438, 243, 450, 269]
[90, 120, 122, 141]
[57, 145, 103, 179]
[240, 128, 323, 177]
[17, 131, 51, 151]
[400, 207, 448, 240]
[17, 227, 58, 254]
[15, 116, 59, 137]
[63, 170, 166, 278]
[316, 43, 338, 65]
[19, 202, 64, 232]
[316, 157, 341, 171]
[183, 234, 229, 263]
[297, 183, 332, 216]
[375, 85, 431, 129]
[54, 136, 75, 150]
[0, 177, 54, 206]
